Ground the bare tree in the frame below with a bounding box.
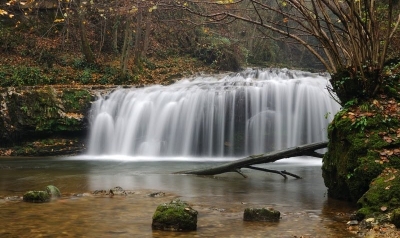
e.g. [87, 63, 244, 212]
[177, 0, 400, 102]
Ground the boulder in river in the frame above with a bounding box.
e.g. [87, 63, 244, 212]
[23, 191, 50, 203]
[152, 199, 198, 231]
[46, 185, 61, 198]
[243, 207, 281, 222]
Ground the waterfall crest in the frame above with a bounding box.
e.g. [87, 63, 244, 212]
[87, 68, 340, 157]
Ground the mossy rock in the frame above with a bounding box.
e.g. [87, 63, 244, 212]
[23, 191, 50, 203]
[391, 208, 400, 228]
[243, 208, 280, 222]
[356, 168, 400, 219]
[46, 185, 61, 198]
[322, 102, 400, 201]
[152, 199, 198, 231]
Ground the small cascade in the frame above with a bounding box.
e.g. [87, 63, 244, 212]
[87, 68, 340, 157]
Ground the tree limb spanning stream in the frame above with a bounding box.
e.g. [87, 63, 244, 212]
[176, 141, 328, 178]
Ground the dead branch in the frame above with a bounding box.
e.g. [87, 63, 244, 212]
[176, 141, 328, 177]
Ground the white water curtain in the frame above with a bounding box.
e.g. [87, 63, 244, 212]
[87, 69, 340, 157]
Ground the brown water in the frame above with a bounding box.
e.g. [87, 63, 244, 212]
[0, 156, 356, 237]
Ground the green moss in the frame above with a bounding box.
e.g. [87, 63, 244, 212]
[243, 208, 280, 222]
[61, 89, 92, 112]
[152, 199, 198, 231]
[391, 208, 400, 228]
[46, 185, 61, 198]
[322, 101, 400, 201]
[357, 168, 400, 218]
[23, 191, 50, 203]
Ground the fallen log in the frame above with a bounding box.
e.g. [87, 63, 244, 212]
[176, 141, 328, 177]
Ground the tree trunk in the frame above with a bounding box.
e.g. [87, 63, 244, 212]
[133, 7, 143, 65]
[142, 12, 152, 55]
[176, 141, 328, 176]
[120, 15, 133, 76]
[77, 1, 95, 64]
[112, 20, 119, 54]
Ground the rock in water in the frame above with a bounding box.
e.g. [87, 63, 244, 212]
[243, 208, 281, 222]
[152, 199, 198, 231]
[23, 191, 50, 203]
[46, 185, 61, 198]
[109, 186, 127, 196]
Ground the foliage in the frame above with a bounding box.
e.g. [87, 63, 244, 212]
[194, 35, 245, 71]
[61, 89, 92, 112]
[0, 66, 53, 87]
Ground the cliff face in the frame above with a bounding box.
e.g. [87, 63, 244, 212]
[0, 86, 98, 156]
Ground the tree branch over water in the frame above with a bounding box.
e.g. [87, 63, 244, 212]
[176, 141, 328, 177]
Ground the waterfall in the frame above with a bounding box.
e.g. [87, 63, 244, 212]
[87, 68, 340, 157]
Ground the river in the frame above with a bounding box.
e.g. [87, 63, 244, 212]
[0, 156, 355, 237]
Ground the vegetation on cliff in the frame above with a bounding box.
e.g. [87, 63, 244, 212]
[323, 59, 400, 221]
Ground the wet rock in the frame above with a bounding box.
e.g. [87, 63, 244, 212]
[92, 190, 107, 195]
[149, 192, 165, 197]
[152, 199, 198, 231]
[46, 185, 61, 198]
[109, 186, 127, 196]
[23, 191, 50, 203]
[347, 220, 359, 226]
[5, 196, 22, 202]
[359, 218, 376, 230]
[243, 207, 281, 222]
[391, 208, 400, 228]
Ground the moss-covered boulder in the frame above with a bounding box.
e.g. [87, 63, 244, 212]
[152, 199, 198, 231]
[322, 98, 400, 202]
[23, 191, 50, 203]
[46, 185, 61, 198]
[243, 208, 280, 222]
[356, 168, 400, 219]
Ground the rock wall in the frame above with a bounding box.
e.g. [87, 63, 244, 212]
[0, 86, 98, 156]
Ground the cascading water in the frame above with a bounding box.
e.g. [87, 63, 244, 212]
[87, 68, 340, 157]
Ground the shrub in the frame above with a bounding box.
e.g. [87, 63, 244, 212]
[193, 35, 245, 71]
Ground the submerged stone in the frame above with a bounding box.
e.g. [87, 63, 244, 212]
[243, 207, 280, 222]
[152, 199, 198, 231]
[46, 185, 61, 198]
[23, 191, 50, 203]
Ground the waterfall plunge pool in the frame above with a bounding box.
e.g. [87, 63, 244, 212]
[0, 156, 355, 237]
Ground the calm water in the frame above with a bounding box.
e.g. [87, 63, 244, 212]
[0, 156, 355, 237]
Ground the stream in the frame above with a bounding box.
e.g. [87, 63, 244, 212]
[0, 156, 355, 237]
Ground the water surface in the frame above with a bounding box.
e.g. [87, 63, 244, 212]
[0, 156, 355, 237]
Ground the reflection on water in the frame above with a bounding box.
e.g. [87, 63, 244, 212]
[0, 156, 355, 237]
